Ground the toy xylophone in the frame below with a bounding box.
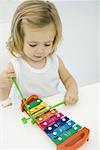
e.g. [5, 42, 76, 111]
[12, 77, 90, 150]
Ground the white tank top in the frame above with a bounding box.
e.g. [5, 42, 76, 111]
[9, 54, 60, 105]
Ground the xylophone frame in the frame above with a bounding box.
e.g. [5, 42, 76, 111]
[21, 95, 90, 150]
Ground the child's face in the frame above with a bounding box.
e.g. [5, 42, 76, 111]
[23, 23, 56, 62]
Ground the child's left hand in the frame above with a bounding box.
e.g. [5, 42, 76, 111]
[64, 90, 78, 105]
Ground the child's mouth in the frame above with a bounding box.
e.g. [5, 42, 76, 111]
[34, 56, 42, 59]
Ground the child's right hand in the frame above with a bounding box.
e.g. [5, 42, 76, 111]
[0, 64, 16, 88]
[0, 63, 16, 100]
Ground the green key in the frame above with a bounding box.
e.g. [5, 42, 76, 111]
[53, 124, 82, 145]
[30, 99, 43, 108]
[24, 99, 43, 110]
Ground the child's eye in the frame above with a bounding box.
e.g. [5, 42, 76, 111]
[29, 44, 37, 47]
[44, 43, 51, 47]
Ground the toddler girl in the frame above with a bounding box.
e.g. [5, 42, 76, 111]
[0, 0, 78, 105]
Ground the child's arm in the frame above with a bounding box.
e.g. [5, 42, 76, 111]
[58, 56, 78, 105]
[0, 63, 15, 100]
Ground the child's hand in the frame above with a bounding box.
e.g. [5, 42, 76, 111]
[0, 70, 16, 88]
[64, 90, 78, 105]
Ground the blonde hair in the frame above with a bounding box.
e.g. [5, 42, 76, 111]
[6, 0, 62, 57]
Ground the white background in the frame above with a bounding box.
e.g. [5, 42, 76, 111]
[0, 1, 99, 149]
[0, 0, 99, 86]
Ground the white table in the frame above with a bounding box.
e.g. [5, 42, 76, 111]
[0, 83, 99, 150]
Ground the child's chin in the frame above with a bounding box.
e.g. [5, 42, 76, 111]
[32, 57, 43, 62]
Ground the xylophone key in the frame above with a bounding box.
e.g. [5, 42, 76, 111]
[24, 99, 43, 110]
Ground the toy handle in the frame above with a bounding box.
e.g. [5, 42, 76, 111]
[57, 127, 89, 150]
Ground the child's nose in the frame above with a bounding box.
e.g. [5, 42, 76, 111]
[36, 46, 44, 54]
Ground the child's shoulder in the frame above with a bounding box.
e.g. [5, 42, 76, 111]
[51, 53, 63, 63]
[9, 56, 22, 69]
[49, 53, 59, 68]
[9, 55, 22, 63]
[49, 53, 58, 60]
[50, 54, 65, 70]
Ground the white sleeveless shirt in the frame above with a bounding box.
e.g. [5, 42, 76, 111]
[9, 54, 60, 105]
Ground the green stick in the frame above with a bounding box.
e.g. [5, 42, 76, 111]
[12, 77, 35, 123]
[12, 77, 25, 102]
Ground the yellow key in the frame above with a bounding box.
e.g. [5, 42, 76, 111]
[30, 102, 48, 114]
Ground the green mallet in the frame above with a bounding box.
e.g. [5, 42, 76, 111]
[12, 77, 36, 124]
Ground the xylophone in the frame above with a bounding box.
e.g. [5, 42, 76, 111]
[12, 77, 90, 150]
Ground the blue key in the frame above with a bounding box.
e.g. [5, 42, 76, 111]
[44, 116, 69, 134]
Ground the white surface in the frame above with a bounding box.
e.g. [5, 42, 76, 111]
[0, 82, 99, 150]
[0, 0, 99, 86]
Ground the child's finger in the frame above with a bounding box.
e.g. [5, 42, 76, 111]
[69, 97, 78, 104]
[64, 96, 70, 105]
[6, 72, 16, 78]
[64, 95, 77, 105]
